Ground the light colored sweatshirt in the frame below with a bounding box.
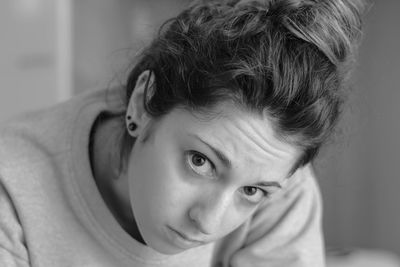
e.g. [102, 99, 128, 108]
[0, 87, 325, 267]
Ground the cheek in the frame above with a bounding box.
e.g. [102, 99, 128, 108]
[128, 147, 190, 216]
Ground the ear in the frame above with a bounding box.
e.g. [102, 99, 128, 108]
[125, 70, 155, 136]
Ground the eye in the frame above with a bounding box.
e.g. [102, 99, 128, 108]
[186, 151, 215, 177]
[239, 186, 268, 204]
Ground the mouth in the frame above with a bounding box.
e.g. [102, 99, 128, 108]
[166, 226, 207, 249]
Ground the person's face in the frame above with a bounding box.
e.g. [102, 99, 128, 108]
[126, 101, 301, 255]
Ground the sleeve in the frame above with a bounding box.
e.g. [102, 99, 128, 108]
[0, 181, 30, 267]
[215, 164, 325, 267]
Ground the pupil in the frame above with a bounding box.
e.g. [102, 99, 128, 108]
[244, 187, 256, 195]
[192, 154, 205, 166]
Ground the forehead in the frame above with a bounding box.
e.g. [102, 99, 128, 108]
[158, 102, 301, 181]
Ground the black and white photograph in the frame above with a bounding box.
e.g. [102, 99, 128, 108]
[1, 1, 399, 266]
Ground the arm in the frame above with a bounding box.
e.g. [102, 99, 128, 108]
[0, 181, 30, 267]
[215, 165, 325, 267]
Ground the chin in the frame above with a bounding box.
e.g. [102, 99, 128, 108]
[141, 225, 203, 255]
[148, 241, 187, 255]
[141, 231, 185, 255]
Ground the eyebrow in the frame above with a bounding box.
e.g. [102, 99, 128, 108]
[191, 134, 283, 188]
[255, 181, 282, 188]
[191, 134, 232, 168]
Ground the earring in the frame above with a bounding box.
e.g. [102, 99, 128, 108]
[128, 122, 137, 131]
[126, 115, 137, 132]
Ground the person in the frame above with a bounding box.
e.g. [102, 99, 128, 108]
[0, 0, 365, 266]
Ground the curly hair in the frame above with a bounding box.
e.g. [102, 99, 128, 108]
[125, 0, 365, 170]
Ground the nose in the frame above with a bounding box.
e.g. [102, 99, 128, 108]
[188, 192, 232, 235]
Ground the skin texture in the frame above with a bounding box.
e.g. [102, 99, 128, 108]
[118, 71, 301, 255]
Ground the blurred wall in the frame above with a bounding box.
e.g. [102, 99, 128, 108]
[315, 0, 400, 255]
[73, 0, 189, 93]
[0, 0, 58, 122]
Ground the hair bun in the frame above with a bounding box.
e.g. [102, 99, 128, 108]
[191, 0, 365, 67]
[266, 0, 365, 67]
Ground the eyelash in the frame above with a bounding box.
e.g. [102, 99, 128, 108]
[185, 150, 216, 177]
[250, 187, 269, 197]
[241, 186, 270, 204]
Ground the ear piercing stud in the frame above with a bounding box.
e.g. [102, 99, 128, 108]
[128, 122, 137, 131]
[126, 115, 137, 131]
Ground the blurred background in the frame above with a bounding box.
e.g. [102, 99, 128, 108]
[1, 0, 399, 266]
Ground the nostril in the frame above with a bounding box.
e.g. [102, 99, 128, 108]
[188, 206, 198, 223]
[197, 224, 212, 236]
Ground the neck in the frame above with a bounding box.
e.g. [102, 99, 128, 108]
[89, 114, 142, 240]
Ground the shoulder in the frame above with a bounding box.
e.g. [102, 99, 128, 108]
[0, 101, 74, 170]
[251, 164, 322, 228]
[0, 180, 30, 264]
[258, 164, 321, 213]
[228, 165, 325, 266]
[0, 88, 117, 170]
[283, 164, 321, 204]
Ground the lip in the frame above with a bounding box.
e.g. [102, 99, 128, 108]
[166, 226, 206, 249]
